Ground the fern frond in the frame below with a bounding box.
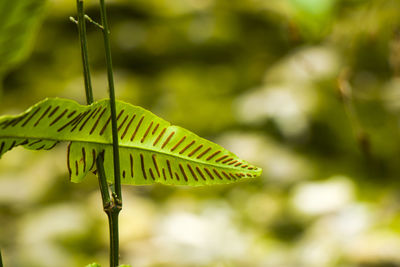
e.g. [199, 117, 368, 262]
[0, 98, 262, 186]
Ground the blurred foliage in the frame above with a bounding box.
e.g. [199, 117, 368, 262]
[0, 0, 47, 85]
[2, 0, 400, 266]
[85, 263, 131, 267]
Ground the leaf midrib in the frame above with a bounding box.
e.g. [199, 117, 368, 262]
[0, 135, 250, 172]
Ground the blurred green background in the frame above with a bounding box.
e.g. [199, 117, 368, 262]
[1, 0, 400, 266]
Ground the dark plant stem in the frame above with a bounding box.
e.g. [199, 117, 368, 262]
[76, 0, 111, 206]
[75, 1, 121, 266]
[107, 207, 120, 267]
[98, 1, 122, 266]
[98, 0, 122, 202]
[0, 249, 3, 267]
[76, 0, 93, 104]
[97, 155, 111, 207]
[97, 153, 120, 267]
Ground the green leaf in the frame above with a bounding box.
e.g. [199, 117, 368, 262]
[0, 0, 47, 76]
[0, 98, 262, 186]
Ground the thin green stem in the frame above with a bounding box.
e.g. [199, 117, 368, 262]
[76, 0, 111, 208]
[76, 0, 93, 104]
[98, 2, 122, 266]
[75, 1, 120, 266]
[99, 0, 122, 203]
[84, 14, 104, 30]
[96, 153, 119, 267]
[76, 0, 111, 206]
[97, 155, 111, 206]
[0, 249, 3, 267]
[107, 207, 120, 267]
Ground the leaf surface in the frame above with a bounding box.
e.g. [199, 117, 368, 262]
[0, 98, 262, 186]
